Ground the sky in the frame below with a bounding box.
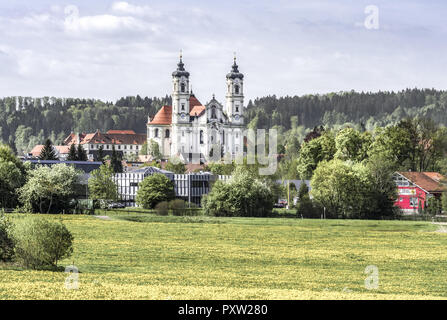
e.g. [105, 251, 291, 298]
[0, 0, 446, 104]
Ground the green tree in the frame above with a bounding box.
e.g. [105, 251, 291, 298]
[297, 131, 336, 179]
[0, 213, 15, 262]
[0, 143, 28, 208]
[39, 139, 58, 160]
[77, 144, 88, 161]
[13, 216, 73, 269]
[335, 128, 371, 162]
[442, 193, 447, 214]
[140, 141, 148, 155]
[165, 157, 186, 174]
[110, 145, 123, 173]
[311, 158, 398, 219]
[149, 139, 162, 160]
[19, 164, 80, 213]
[202, 167, 273, 217]
[97, 145, 105, 163]
[67, 144, 78, 161]
[88, 164, 118, 205]
[135, 173, 175, 209]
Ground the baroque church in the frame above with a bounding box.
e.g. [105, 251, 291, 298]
[147, 54, 245, 163]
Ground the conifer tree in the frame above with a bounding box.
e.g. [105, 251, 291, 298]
[39, 139, 58, 160]
[110, 145, 123, 173]
[67, 144, 78, 161]
[77, 144, 88, 161]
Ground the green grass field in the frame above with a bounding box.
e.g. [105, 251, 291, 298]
[0, 213, 446, 299]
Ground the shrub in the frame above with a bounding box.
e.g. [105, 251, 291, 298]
[13, 217, 73, 269]
[0, 213, 15, 262]
[202, 167, 274, 217]
[155, 201, 169, 216]
[170, 199, 188, 216]
[136, 173, 175, 209]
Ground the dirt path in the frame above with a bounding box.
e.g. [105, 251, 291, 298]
[94, 215, 111, 220]
[433, 222, 447, 233]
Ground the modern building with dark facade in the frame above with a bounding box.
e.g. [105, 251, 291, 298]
[113, 166, 230, 206]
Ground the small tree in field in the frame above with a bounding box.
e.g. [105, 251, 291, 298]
[136, 173, 175, 209]
[13, 217, 73, 269]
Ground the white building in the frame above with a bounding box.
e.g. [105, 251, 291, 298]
[147, 55, 246, 162]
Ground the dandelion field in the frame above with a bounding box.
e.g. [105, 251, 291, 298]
[0, 213, 446, 299]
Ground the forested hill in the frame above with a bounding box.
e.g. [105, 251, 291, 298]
[246, 88, 447, 131]
[0, 95, 171, 155]
[1, 88, 447, 155]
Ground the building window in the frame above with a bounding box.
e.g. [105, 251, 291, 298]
[181, 103, 185, 111]
[136, 146, 139, 150]
[182, 131, 185, 137]
[200, 130, 204, 144]
[155, 128, 159, 138]
[118, 145, 121, 150]
[235, 105, 239, 112]
[410, 197, 418, 207]
[130, 145, 133, 150]
[211, 107, 217, 119]
[124, 145, 127, 150]
[90, 144, 94, 148]
[235, 84, 240, 94]
[181, 83, 185, 93]
[166, 129, 170, 138]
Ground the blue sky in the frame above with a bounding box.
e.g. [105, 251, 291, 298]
[0, 0, 446, 103]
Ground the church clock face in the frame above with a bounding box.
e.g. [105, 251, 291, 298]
[234, 115, 240, 121]
[181, 113, 186, 119]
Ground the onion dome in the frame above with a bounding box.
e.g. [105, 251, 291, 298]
[226, 55, 244, 80]
[172, 51, 190, 78]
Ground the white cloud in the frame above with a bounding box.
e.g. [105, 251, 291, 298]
[111, 1, 160, 17]
[63, 5, 159, 37]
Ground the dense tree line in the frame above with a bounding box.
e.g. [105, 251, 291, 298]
[246, 88, 447, 131]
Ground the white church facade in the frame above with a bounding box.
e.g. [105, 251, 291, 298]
[147, 55, 245, 163]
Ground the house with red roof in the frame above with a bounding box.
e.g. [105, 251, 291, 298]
[63, 129, 146, 160]
[147, 54, 246, 163]
[393, 171, 447, 213]
[28, 145, 71, 160]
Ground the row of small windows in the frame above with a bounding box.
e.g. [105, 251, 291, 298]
[89, 144, 139, 150]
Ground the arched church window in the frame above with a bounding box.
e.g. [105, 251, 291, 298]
[155, 128, 159, 138]
[181, 103, 185, 111]
[181, 83, 185, 93]
[235, 84, 240, 94]
[165, 129, 170, 138]
[200, 130, 204, 144]
[211, 107, 217, 119]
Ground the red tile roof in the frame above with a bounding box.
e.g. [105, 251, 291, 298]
[64, 130, 146, 146]
[189, 94, 206, 116]
[107, 130, 136, 134]
[149, 105, 172, 125]
[148, 95, 207, 125]
[398, 172, 447, 193]
[29, 145, 70, 157]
